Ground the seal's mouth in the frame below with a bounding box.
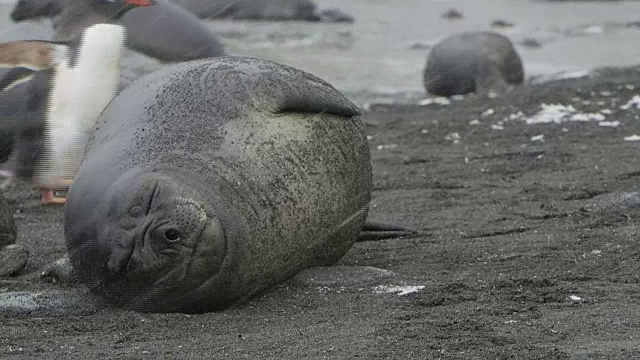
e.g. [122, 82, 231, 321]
[85, 167, 231, 311]
[109, 177, 211, 281]
[124, 180, 158, 274]
[123, 218, 154, 274]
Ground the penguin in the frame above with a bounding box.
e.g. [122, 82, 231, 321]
[0, 0, 155, 205]
[10, 0, 226, 62]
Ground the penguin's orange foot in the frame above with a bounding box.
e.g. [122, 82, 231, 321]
[40, 179, 73, 206]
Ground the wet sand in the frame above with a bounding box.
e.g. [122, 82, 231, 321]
[1, 66, 640, 358]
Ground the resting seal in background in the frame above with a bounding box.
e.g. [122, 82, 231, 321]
[423, 31, 524, 97]
[63, 56, 412, 313]
[10, 0, 226, 62]
[169, 0, 354, 23]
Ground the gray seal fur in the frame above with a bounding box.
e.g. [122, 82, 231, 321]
[64, 56, 372, 313]
[423, 31, 524, 96]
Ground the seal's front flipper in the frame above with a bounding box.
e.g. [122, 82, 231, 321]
[357, 221, 417, 242]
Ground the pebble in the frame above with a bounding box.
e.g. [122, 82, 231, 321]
[0, 244, 29, 277]
[41, 256, 76, 283]
[441, 8, 463, 20]
[618, 192, 640, 208]
[0, 196, 17, 248]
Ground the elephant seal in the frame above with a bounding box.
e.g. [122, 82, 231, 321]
[170, 0, 354, 23]
[10, 0, 226, 62]
[423, 31, 524, 97]
[64, 56, 409, 313]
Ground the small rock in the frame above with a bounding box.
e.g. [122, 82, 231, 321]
[0, 290, 106, 317]
[626, 21, 640, 28]
[418, 97, 451, 106]
[408, 42, 431, 50]
[41, 256, 77, 284]
[0, 244, 29, 277]
[441, 8, 463, 20]
[568, 294, 584, 303]
[317, 8, 354, 23]
[482, 108, 495, 117]
[531, 134, 545, 142]
[618, 192, 640, 208]
[0, 196, 16, 248]
[0, 292, 38, 314]
[491, 19, 514, 28]
[582, 25, 603, 35]
[520, 38, 542, 48]
[373, 284, 425, 296]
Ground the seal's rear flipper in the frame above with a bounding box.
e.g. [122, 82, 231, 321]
[357, 221, 417, 242]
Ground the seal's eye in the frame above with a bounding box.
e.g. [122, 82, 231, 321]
[164, 228, 181, 242]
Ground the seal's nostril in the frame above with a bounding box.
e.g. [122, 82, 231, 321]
[128, 205, 141, 217]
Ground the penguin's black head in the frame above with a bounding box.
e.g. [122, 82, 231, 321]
[90, 0, 155, 20]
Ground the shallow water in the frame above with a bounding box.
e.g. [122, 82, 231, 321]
[2, 0, 640, 105]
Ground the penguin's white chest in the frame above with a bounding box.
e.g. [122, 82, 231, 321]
[37, 24, 126, 187]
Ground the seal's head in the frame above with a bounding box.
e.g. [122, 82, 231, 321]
[65, 167, 231, 312]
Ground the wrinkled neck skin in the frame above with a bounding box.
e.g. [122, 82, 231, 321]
[67, 166, 241, 313]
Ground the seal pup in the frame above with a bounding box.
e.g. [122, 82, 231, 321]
[64, 56, 412, 313]
[0, 0, 155, 202]
[169, 0, 354, 23]
[423, 31, 524, 97]
[11, 0, 226, 62]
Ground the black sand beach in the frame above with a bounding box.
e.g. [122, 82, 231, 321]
[1, 65, 640, 358]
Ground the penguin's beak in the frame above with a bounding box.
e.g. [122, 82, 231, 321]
[124, 0, 155, 7]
